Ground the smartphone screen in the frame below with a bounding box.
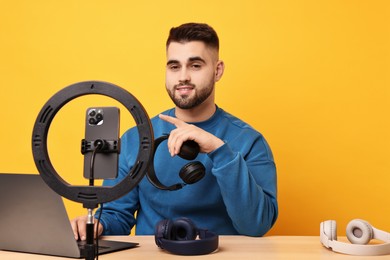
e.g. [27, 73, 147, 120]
[83, 107, 120, 179]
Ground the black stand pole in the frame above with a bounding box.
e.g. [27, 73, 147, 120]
[84, 208, 96, 260]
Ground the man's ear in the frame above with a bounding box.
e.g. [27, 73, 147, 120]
[215, 60, 225, 82]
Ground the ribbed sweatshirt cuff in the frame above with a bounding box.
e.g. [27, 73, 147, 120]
[207, 142, 236, 169]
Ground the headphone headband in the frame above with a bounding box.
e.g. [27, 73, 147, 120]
[146, 135, 184, 190]
[160, 230, 218, 255]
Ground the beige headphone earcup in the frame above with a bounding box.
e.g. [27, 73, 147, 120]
[346, 219, 373, 245]
[323, 220, 337, 241]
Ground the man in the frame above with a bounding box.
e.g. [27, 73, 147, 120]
[71, 23, 278, 239]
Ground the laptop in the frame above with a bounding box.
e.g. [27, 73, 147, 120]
[0, 173, 138, 258]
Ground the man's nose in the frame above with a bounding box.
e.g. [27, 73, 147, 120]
[179, 68, 191, 82]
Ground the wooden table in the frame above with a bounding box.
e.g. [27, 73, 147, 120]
[1, 236, 389, 259]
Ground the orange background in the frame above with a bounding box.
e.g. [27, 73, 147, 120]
[0, 1, 389, 236]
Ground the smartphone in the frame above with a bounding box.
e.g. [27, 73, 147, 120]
[83, 107, 120, 179]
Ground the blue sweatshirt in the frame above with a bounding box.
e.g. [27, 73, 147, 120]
[97, 106, 278, 237]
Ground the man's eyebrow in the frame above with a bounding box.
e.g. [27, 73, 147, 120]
[167, 59, 179, 66]
[166, 57, 206, 66]
[189, 56, 206, 63]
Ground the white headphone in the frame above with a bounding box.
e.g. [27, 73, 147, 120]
[320, 219, 390, 256]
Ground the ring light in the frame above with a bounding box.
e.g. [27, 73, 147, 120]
[32, 81, 154, 209]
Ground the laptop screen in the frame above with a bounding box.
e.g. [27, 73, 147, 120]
[0, 173, 137, 258]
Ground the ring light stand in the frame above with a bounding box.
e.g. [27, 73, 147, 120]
[31, 81, 154, 259]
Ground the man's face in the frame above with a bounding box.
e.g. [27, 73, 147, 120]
[165, 41, 219, 109]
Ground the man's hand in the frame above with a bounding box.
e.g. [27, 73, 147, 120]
[159, 114, 224, 156]
[70, 216, 103, 241]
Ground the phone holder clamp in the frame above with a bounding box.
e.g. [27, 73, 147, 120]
[81, 139, 120, 154]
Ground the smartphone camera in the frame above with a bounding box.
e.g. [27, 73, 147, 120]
[87, 108, 104, 126]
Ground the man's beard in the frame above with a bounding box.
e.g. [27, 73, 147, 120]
[167, 81, 214, 109]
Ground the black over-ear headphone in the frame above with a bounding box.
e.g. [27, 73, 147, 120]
[155, 217, 219, 255]
[147, 135, 206, 191]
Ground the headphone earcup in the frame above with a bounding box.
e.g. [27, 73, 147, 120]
[323, 220, 337, 241]
[346, 219, 374, 245]
[179, 161, 206, 184]
[172, 217, 198, 241]
[178, 140, 200, 160]
[155, 219, 174, 248]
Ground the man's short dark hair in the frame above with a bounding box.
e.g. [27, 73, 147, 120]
[166, 23, 219, 51]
